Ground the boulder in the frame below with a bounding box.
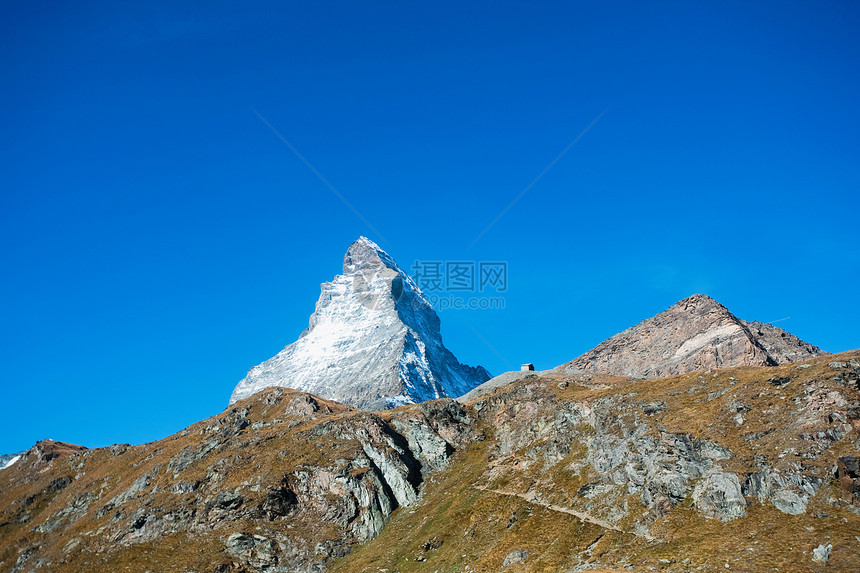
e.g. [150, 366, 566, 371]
[770, 490, 807, 515]
[811, 543, 831, 563]
[692, 472, 746, 522]
[503, 549, 529, 566]
[225, 532, 280, 571]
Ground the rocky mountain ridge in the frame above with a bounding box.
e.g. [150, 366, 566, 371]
[557, 294, 827, 378]
[230, 237, 490, 410]
[2, 352, 860, 572]
[1, 281, 852, 572]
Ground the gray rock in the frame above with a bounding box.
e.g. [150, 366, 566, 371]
[389, 415, 452, 474]
[726, 400, 750, 413]
[360, 441, 417, 508]
[34, 491, 95, 533]
[692, 472, 746, 522]
[811, 543, 831, 563]
[771, 490, 807, 515]
[744, 470, 775, 501]
[502, 549, 529, 566]
[743, 470, 817, 515]
[707, 388, 729, 401]
[642, 470, 691, 507]
[167, 438, 220, 476]
[110, 474, 151, 507]
[588, 434, 630, 474]
[205, 490, 244, 523]
[225, 532, 280, 571]
[642, 401, 666, 415]
[458, 369, 550, 402]
[417, 399, 483, 448]
[745, 321, 828, 365]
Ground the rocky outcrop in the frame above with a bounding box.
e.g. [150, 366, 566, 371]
[743, 468, 821, 515]
[455, 353, 860, 568]
[813, 543, 832, 563]
[469, 377, 749, 531]
[458, 369, 548, 402]
[557, 294, 827, 378]
[225, 533, 281, 571]
[692, 471, 746, 522]
[2, 352, 860, 572]
[744, 320, 827, 364]
[0, 389, 484, 573]
[230, 237, 490, 409]
[836, 456, 860, 504]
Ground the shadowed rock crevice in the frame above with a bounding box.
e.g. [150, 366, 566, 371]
[378, 423, 424, 492]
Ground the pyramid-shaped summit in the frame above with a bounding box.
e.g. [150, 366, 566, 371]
[230, 237, 491, 409]
[557, 294, 827, 378]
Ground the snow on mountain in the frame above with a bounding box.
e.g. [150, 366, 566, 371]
[230, 237, 491, 409]
[0, 453, 22, 470]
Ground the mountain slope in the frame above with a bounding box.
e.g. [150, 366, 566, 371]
[557, 294, 827, 378]
[2, 352, 859, 572]
[230, 237, 490, 409]
[339, 352, 860, 573]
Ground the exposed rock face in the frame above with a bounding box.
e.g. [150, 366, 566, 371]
[230, 237, 490, 409]
[225, 533, 280, 571]
[743, 468, 821, 515]
[836, 456, 860, 503]
[744, 320, 827, 364]
[813, 543, 832, 563]
[0, 388, 483, 573]
[692, 471, 746, 522]
[20, 440, 87, 470]
[458, 369, 548, 402]
[3, 353, 860, 572]
[557, 294, 827, 378]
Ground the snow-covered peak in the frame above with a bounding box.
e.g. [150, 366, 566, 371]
[342, 236, 433, 318]
[230, 238, 490, 409]
[1, 454, 21, 470]
[343, 236, 390, 272]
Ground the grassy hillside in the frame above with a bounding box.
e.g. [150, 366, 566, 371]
[2, 352, 859, 572]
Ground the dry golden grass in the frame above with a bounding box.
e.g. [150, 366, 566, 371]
[336, 351, 860, 572]
[2, 353, 859, 572]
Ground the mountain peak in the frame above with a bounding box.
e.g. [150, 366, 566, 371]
[558, 295, 826, 378]
[230, 239, 490, 409]
[343, 236, 392, 273]
[677, 293, 720, 306]
[672, 293, 734, 315]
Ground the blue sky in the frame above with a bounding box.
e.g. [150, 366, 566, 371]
[1, 1, 858, 453]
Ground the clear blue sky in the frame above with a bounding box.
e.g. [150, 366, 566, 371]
[2, 1, 858, 453]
